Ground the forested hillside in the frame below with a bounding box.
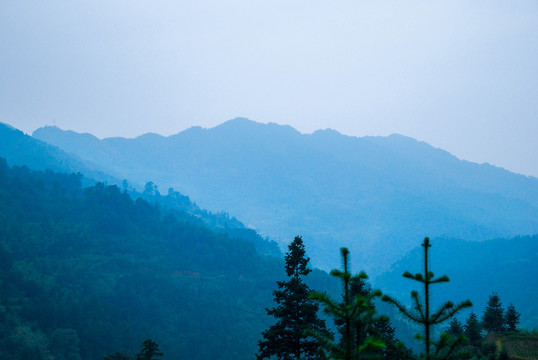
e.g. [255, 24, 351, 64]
[33, 118, 538, 273]
[0, 121, 281, 257]
[0, 159, 333, 360]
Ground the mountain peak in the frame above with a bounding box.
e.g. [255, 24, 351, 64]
[211, 117, 301, 138]
[213, 117, 261, 130]
[33, 126, 100, 143]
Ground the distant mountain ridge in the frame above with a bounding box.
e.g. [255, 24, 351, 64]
[0, 122, 116, 186]
[33, 118, 538, 273]
[0, 121, 281, 258]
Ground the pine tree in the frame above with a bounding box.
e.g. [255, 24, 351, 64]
[445, 318, 464, 336]
[372, 316, 413, 360]
[482, 293, 505, 334]
[257, 236, 331, 360]
[382, 237, 472, 359]
[135, 339, 163, 360]
[463, 312, 482, 347]
[336, 277, 410, 360]
[504, 304, 520, 333]
[308, 247, 386, 360]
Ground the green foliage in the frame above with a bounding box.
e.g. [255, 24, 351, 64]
[309, 248, 386, 360]
[257, 236, 331, 360]
[0, 160, 297, 360]
[382, 238, 472, 359]
[332, 277, 411, 360]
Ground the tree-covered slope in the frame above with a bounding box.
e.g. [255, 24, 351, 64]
[33, 118, 538, 273]
[0, 160, 308, 360]
[377, 236, 538, 329]
[0, 121, 281, 258]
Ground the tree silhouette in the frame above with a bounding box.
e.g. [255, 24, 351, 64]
[382, 237, 472, 359]
[463, 312, 482, 347]
[445, 318, 464, 336]
[482, 293, 505, 334]
[334, 276, 410, 360]
[257, 236, 331, 360]
[308, 247, 386, 360]
[136, 339, 163, 360]
[504, 303, 520, 333]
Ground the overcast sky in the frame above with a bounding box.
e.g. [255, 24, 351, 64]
[1, 1, 537, 177]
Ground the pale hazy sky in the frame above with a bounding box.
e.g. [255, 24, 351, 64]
[1, 1, 537, 177]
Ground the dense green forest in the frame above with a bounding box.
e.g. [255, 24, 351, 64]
[0, 159, 536, 360]
[0, 159, 325, 360]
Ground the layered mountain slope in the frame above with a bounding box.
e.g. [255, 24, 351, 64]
[0, 160, 326, 360]
[33, 118, 538, 272]
[0, 122, 115, 185]
[0, 121, 280, 257]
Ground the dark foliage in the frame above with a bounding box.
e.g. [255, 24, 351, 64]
[482, 294, 505, 334]
[257, 236, 331, 360]
[309, 248, 387, 360]
[504, 304, 520, 333]
[445, 319, 464, 337]
[0, 159, 305, 360]
[104, 352, 133, 360]
[334, 277, 411, 360]
[136, 339, 163, 360]
[463, 312, 482, 347]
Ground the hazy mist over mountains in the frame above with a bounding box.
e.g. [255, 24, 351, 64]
[32, 118, 538, 273]
[1, 118, 538, 359]
[2, 2, 537, 359]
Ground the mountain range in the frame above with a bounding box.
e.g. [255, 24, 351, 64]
[32, 117, 538, 274]
[0, 118, 537, 360]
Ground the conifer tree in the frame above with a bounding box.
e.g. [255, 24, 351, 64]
[257, 236, 331, 360]
[504, 304, 520, 333]
[445, 318, 464, 336]
[308, 247, 386, 360]
[482, 293, 505, 334]
[382, 237, 472, 359]
[135, 339, 162, 360]
[336, 277, 410, 360]
[463, 312, 482, 347]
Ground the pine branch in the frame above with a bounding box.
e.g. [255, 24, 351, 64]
[430, 275, 450, 284]
[434, 301, 472, 324]
[382, 295, 422, 323]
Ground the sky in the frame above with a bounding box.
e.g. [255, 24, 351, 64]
[1, 1, 537, 177]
